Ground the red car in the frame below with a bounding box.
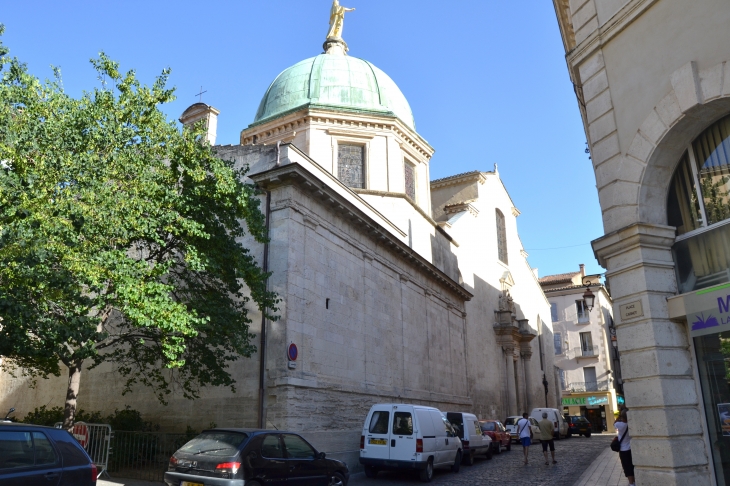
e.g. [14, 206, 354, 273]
[479, 420, 511, 454]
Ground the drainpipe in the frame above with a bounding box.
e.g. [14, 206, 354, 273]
[258, 189, 271, 429]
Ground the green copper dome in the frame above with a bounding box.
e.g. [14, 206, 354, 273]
[253, 54, 415, 130]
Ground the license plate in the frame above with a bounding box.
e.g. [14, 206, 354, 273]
[181, 482, 204, 486]
[369, 438, 387, 445]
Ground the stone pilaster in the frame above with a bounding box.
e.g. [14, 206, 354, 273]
[593, 222, 713, 485]
[504, 346, 517, 416]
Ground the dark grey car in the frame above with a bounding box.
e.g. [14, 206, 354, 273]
[0, 422, 97, 486]
[165, 428, 349, 486]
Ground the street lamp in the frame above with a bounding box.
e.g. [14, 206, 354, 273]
[581, 275, 599, 312]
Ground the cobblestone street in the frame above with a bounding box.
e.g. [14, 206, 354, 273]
[350, 435, 615, 486]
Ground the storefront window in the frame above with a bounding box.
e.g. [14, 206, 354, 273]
[694, 330, 730, 484]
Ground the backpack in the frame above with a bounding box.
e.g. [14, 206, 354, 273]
[610, 425, 627, 452]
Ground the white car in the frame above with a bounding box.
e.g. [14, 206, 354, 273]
[504, 415, 541, 443]
[360, 403, 462, 482]
[442, 411, 493, 464]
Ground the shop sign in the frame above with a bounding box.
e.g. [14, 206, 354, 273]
[587, 396, 608, 406]
[562, 395, 609, 407]
[617, 395, 625, 406]
[562, 397, 586, 406]
[684, 283, 730, 337]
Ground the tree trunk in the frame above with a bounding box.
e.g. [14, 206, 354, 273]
[62, 360, 83, 431]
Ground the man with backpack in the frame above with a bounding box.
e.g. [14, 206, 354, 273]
[516, 412, 533, 465]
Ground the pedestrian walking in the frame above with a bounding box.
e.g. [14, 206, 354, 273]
[538, 412, 557, 465]
[516, 412, 533, 465]
[614, 408, 635, 486]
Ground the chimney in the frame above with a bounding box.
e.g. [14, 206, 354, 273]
[579, 263, 585, 277]
[179, 103, 220, 145]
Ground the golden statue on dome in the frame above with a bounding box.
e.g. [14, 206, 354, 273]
[326, 0, 355, 40]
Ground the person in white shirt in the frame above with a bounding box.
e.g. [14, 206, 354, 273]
[516, 412, 533, 465]
[614, 408, 634, 486]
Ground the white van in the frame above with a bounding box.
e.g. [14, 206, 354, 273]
[529, 408, 569, 439]
[360, 404, 463, 482]
[442, 412, 493, 464]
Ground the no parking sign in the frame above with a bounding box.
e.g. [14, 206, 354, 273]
[72, 422, 89, 448]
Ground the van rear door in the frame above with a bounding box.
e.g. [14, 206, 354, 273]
[390, 406, 416, 463]
[364, 407, 391, 461]
[415, 408, 436, 460]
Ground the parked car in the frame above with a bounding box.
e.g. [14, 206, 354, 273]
[565, 415, 593, 437]
[478, 420, 511, 453]
[0, 422, 97, 486]
[165, 429, 349, 486]
[504, 416, 541, 443]
[360, 404, 462, 482]
[442, 412, 492, 465]
[529, 408, 569, 439]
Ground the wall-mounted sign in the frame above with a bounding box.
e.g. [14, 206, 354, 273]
[683, 283, 730, 337]
[617, 395, 625, 406]
[562, 395, 610, 407]
[288, 343, 298, 361]
[620, 300, 644, 321]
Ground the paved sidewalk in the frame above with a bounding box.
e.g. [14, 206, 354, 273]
[98, 479, 163, 486]
[573, 445, 626, 486]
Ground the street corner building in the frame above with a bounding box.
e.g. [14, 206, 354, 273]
[0, 19, 558, 468]
[539, 265, 623, 434]
[552, 0, 730, 484]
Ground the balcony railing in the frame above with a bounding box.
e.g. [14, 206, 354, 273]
[564, 381, 610, 392]
[574, 346, 599, 358]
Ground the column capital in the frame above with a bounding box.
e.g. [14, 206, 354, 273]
[592, 222, 676, 267]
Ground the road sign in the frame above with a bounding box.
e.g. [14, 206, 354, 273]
[73, 422, 89, 448]
[288, 343, 298, 361]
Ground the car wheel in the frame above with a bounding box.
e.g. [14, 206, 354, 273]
[419, 458, 434, 483]
[329, 471, 346, 486]
[555, 432, 561, 440]
[451, 451, 462, 473]
[364, 466, 378, 479]
[486, 448, 493, 460]
[506, 440, 511, 452]
[463, 450, 474, 466]
[567, 431, 572, 438]
[494, 442, 502, 454]
[585, 431, 592, 438]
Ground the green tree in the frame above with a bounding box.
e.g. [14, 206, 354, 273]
[0, 27, 278, 429]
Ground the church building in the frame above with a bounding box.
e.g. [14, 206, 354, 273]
[0, 6, 556, 469]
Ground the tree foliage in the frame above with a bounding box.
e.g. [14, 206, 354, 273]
[0, 26, 278, 424]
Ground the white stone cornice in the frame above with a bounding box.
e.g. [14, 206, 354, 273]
[591, 222, 676, 268]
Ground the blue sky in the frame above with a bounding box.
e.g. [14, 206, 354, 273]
[1, 0, 605, 279]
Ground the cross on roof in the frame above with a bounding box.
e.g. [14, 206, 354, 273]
[195, 86, 207, 102]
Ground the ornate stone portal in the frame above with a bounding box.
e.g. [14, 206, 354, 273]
[495, 288, 536, 416]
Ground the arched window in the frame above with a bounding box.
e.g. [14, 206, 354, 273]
[669, 113, 730, 235]
[496, 209, 508, 264]
[338, 144, 365, 188]
[404, 160, 416, 201]
[669, 113, 730, 293]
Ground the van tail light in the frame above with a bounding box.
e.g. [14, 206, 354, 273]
[462, 440, 469, 450]
[216, 462, 241, 476]
[554, 421, 558, 428]
[91, 463, 97, 482]
[360, 436, 365, 449]
[416, 439, 423, 453]
[168, 456, 178, 471]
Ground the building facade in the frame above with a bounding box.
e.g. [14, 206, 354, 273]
[552, 0, 730, 483]
[540, 265, 620, 433]
[0, 19, 556, 470]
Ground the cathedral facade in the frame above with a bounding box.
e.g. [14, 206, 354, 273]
[0, 28, 556, 469]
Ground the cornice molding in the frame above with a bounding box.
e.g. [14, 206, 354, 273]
[430, 171, 489, 190]
[251, 162, 472, 301]
[240, 107, 434, 159]
[567, 0, 660, 73]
